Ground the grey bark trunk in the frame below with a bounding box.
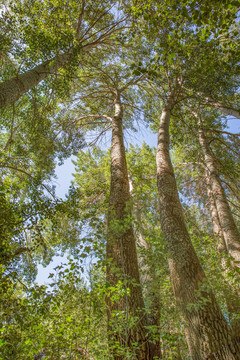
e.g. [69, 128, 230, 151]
[0, 50, 76, 108]
[206, 174, 240, 341]
[198, 120, 240, 268]
[156, 91, 240, 359]
[129, 176, 152, 285]
[106, 92, 155, 359]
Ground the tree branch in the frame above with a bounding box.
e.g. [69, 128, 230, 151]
[75, 0, 86, 40]
[0, 165, 56, 199]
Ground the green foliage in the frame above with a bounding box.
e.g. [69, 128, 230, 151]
[0, 260, 109, 359]
[1, 0, 240, 358]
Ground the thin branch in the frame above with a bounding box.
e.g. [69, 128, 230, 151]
[209, 137, 239, 157]
[72, 114, 112, 128]
[78, 7, 113, 43]
[89, 124, 111, 146]
[221, 179, 240, 203]
[3, 108, 25, 153]
[0, 165, 56, 199]
[87, 58, 117, 87]
[7, 271, 29, 291]
[53, 114, 112, 140]
[119, 74, 146, 92]
[227, 198, 240, 212]
[64, 90, 110, 102]
[180, 83, 240, 119]
[82, 18, 127, 49]
[205, 128, 240, 137]
[12, 247, 31, 259]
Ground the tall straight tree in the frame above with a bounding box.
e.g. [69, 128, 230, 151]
[206, 173, 240, 340]
[163, 104, 240, 341]
[194, 110, 240, 269]
[106, 89, 152, 359]
[59, 51, 158, 357]
[155, 85, 240, 359]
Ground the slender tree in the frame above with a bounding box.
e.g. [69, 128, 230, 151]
[206, 175, 240, 341]
[59, 50, 158, 357]
[106, 89, 153, 359]
[194, 110, 240, 269]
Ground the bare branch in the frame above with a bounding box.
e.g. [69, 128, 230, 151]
[73, 114, 113, 125]
[75, 0, 86, 40]
[119, 74, 146, 92]
[180, 83, 240, 119]
[89, 124, 111, 146]
[209, 136, 239, 157]
[205, 128, 240, 137]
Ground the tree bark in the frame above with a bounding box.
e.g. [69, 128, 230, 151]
[197, 118, 240, 268]
[206, 175, 226, 252]
[156, 91, 240, 360]
[0, 36, 103, 109]
[0, 50, 75, 109]
[106, 92, 154, 359]
[206, 173, 240, 341]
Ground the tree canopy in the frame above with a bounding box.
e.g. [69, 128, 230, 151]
[0, 1, 240, 359]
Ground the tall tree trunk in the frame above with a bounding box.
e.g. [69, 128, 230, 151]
[0, 38, 102, 108]
[206, 175, 226, 252]
[206, 173, 240, 341]
[197, 117, 240, 268]
[106, 92, 154, 359]
[128, 176, 153, 286]
[0, 50, 74, 108]
[156, 91, 240, 360]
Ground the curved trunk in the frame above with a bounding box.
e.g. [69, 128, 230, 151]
[106, 93, 154, 359]
[156, 92, 240, 359]
[198, 121, 240, 268]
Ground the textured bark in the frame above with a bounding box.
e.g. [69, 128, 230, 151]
[156, 91, 240, 360]
[135, 227, 162, 359]
[106, 92, 154, 359]
[207, 176, 240, 341]
[0, 50, 75, 108]
[198, 120, 240, 268]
